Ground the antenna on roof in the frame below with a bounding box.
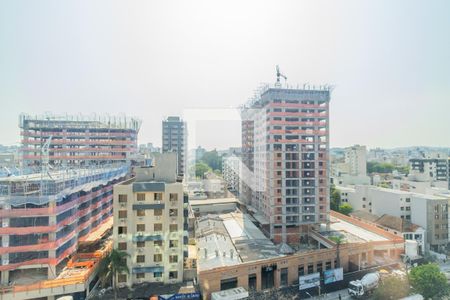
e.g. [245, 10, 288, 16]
[275, 65, 287, 87]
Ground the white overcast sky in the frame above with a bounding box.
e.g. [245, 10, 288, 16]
[1, 0, 449, 150]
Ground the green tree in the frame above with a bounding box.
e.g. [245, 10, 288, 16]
[193, 162, 211, 178]
[201, 149, 223, 171]
[372, 275, 410, 300]
[330, 184, 341, 211]
[409, 263, 449, 299]
[329, 235, 345, 268]
[98, 249, 130, 300]
[338, 203, 353, 216]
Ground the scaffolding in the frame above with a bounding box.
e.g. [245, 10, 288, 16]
[19, 113, 141, 131]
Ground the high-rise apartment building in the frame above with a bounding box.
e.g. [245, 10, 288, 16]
[0, 165, 128, 286]
[344, 145, 367, 177]
[241, 84, 331, 244]
[113, 153, 188, 286]
[409, 156, 449, 188]
[222, 155, 241, 195]
[20, 114, 140, 167]
[162, 116, 187, 177]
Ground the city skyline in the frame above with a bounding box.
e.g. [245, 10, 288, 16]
[1, 1, 449, 150]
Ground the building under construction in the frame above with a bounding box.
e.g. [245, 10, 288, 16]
[0, 164, 128, 299]
[241, 76, 331, 245]
[20, 114, 141, 168]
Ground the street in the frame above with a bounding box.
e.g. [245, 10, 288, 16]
[304, 289, 351, 300]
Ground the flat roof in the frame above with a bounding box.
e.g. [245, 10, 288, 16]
[190, 197, 240, 206]
[325, 215, 388, 243]
[0, 166, 125, 183]
[196, 211, 281, 271]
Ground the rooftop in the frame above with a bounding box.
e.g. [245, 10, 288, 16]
[322, 214, 389, 243]
[189, 197, 241, 206]
[376, 214, 421, 232]
[196, 210, 281, 270]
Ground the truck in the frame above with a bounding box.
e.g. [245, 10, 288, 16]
[348, 272, 380, 298]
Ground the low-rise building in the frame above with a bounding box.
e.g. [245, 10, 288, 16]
[196, 209, 404, 299]
[113, 153, 188, 286]
[350, 211, 426, 254]
[339, 185, 449, 252]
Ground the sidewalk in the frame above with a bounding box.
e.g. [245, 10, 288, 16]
[307, 289, 352, 300]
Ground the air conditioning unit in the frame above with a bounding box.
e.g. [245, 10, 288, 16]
[155, 216, 161, 220]
[155, 277, 161, 282]
[137, 248, 144, 253]
[119, 234, 126, 239]
[137, 232, 144, 236]
[155, 200, 161, 204]
[120, 203, 126, 208]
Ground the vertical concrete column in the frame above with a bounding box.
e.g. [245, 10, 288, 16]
[274, 268, 280, 288]
[48, 199, 57, 279]
[0, 265, 9, 284]
[256, 270, 262, 291]
[358, 254, 361, 271]
[1, 234, 10, 285]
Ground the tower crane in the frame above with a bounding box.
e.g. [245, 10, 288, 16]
[276, 65, 287, 87]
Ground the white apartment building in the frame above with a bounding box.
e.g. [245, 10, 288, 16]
[222, 155, 241, 194]
[113, 153, 188, 286]
[345, 145, 367, 176]
[338, 185, 450, 252]
[332, 145, 370, 185]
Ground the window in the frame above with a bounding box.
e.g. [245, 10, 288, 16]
[154, 240, 163, 247]
[136, 255, 145, 263]
[154, 254, 162, 262]
[137, 210, 145, 217]
[317, 262, 323, 273]
[118, 226, 127, 234]
[406, 198, 411, 202]
[118, 210, 127, 218]
[118, 242, 127, 250]
[280, 268, 288, 286]
[154, 193, 162, 201]
[169, 209, 178, 217]
[154, 224, 163, 231]
[137, 193, 145, 201]
[136, 273, 145, 279]
[169, 240, 178, 248]
[137, 241, 145, 248]
[307, 264, 314, 274]
[118, 274, 127, 283]
[169, 255, 178, 263]
[169, 271, 178, 279]
[170, 193, 178, 201]
[118, 194, 127, 203]
[154, 272, 162, 278]
[154, 209, 163, 216]
[298, 266, 305, 276]
[137, 224, 145, 232]
[169, 224, 178, 232]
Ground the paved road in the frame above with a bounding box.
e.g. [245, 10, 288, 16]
[305, 289, 352, 300]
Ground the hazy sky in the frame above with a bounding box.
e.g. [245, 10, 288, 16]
[1, 0, 449, 150]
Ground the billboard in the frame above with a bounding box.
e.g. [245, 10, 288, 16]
[299, 272, 320, 290]
[324, 268, 344, 284]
